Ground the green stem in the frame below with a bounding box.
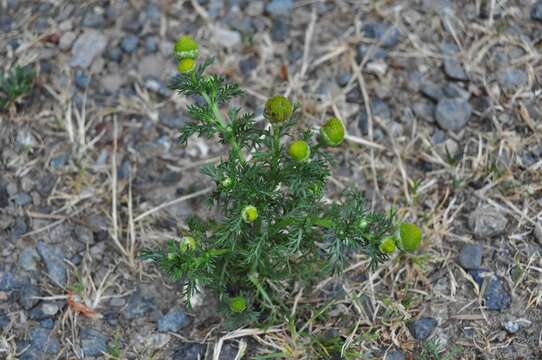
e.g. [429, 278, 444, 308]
[248, 272, 276, 313]
[202, 93, 245, 163]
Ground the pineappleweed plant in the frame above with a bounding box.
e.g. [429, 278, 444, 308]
[141, 35, 422, 326]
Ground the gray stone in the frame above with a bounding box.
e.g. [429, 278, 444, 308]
[29, 303, 59, 320]
[531, 1, 542, 21]
[386, 350, 406, 360]
[413, 102, 435, 123]
[19, 247, 39, 272]
[122, 292, 155, 320]
[497, 68, 528, 90]
[36, 241, 66, 286]
[100, 73, 125, 93]
[468, 268, 490, 287]
[444, 58, 467, 80]
[122, 14, 143, 34]
[30, 327, 60, 354]
[443, 83, 469, 99]
[210, 26, 241, 48]
[144, 3, 161, 25]
[265, 0, 293, 17]
[271, 19, 289, 42]
[239, 56, 258, 77]
[59, 31, 77, 50]
[107, 47, 122, 62]
[0, 214, 13, 231]
[144, 36, 159, 54]
[0, 272, 20, 291]
[420, 81, 444, 101]
[121, 35, 139, 53]
[336, 73, 351, 87]
[70, 30, 108, 68]
[82, 10, 105, 28]
[435, 98, 471, 130]
[14, 192, 32, 206]
[458, 243, 482, 270]
[173, 343, 205, 359]
[40, 319, 54, 329]
[10, 216, 27, 238]
[362, 22, 401, 48]
[484, 276, 511, 310]
[157, 308, 190, 332]
[372, 98, 392, 120]
[503, 321, 520, 334]
[407, 317, 438, 340]
[0, 15, 11, 32]
[75, 70, 90, 89]
[468, 207, 508, 239]
[19, 283, 40, 310]
[160, 113, 186, 129]
[80, 328, 109, 357]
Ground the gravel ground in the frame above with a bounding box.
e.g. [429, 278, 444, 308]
[1, 0, 541, 359]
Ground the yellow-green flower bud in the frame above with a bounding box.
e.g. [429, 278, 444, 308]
[167, 252, 176, 260]
[288, 140, 310, 162]
[177, 58, 196, 74]
[179, 236, 197, 253]
[379, 236, 396, 254]
[320, 117, 345, 146]
[241, 205, 258, 223]
[358, 219, 368, 230]
[221, 177, 233, 188]
[264, 96, 293, 124]
[228, 296, 247, 313]
[174, 35, 199, 59]
[397, 223, 422, 252]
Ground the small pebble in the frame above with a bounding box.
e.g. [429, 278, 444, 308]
[157, 308, 190, 332]
[458, 243, 482, 270]
[121, 35, 139, 53]
[484, 276, 511, 311]
[74, 70, 90, 89]
[435, 98, 471, 130]
[270, 19, 289, 42]
[407, 317, 438, 341]
[265, 0, 294, 18]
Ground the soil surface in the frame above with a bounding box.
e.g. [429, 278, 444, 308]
[1, 0, 541, 359]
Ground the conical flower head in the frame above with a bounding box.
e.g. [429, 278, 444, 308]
[320, 117, 345, 146]
[264, 96, 293, 124]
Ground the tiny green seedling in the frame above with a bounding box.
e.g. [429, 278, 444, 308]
[0, 65, 36, 111]
[140, 35, 422, 326]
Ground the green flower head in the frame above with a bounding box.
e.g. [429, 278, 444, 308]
[241, 205, 258, 223]
[229, 296, 247, 313]
[288, 140, 311, 162]
[397, 223, 422, 252]
[177, 58, 196, 74]
[379, 236, 396, 254]
[220, 177, 233, 188]
[175, 35, 199, 59]
[179, 236, 197, 253]
[264, 96, 293, 124]
[320, 117, 345, 146]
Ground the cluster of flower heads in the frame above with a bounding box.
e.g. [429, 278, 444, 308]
[175, 35, 199, 73]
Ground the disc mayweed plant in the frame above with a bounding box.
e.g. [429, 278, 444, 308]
[141, 35, 422, 327]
